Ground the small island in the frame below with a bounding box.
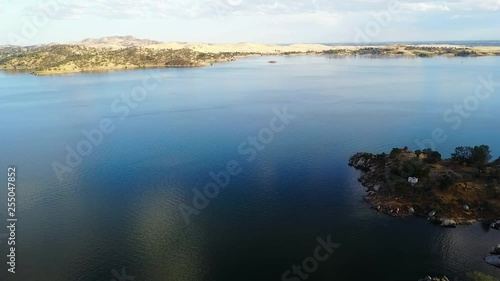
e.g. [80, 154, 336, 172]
[349, 145, 500, 227]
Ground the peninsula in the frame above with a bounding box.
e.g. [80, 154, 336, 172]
[349, 146, 500, 226]
[1, 36, 500, 75]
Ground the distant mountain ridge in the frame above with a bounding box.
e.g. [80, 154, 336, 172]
[74, 35, 163, 47]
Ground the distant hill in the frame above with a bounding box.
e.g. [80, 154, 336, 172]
[1, 36, 499, 75]
[0, 44, 234, 75]
[75, 35, 163, 47]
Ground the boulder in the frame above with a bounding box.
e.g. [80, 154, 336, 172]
[441, 219, 457, 228]
[409, 207, 415, 214]
[491, 244, 500, 255]
[485, 255, 500, 268]
[491, 220, 500, 230]
[428, 210, 436, 218]
[463, 204, 470, 211]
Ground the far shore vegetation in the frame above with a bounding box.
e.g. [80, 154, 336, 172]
[1, 43, 500, 75]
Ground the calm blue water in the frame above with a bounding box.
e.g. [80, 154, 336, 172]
[0, 56, 500, 281]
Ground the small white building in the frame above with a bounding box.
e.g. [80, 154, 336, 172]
[408, 177, 419, 184]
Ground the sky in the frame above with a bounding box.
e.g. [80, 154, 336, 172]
[0, 0, 499, 45]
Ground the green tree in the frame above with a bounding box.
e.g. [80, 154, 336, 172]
[471, 145, 492, 171]
[424, 150, 442, 164]
[451, 146, 473, 163]
[390, 148, 402, 158]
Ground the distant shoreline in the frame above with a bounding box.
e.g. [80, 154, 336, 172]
[1, 42, 500, 75]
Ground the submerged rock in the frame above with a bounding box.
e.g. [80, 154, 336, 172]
[485, 255, 500, 268]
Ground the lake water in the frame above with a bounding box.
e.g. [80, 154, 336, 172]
[1, 55, 500, 281]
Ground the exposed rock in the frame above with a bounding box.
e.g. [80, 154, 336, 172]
[491, 220, 500, 230]
[485, 255, 500, 268]
[491, 244, 500, 255]
[463, 204, 470, 211]
[428, 210, 436, 218]
[409, 207, 415, 214]
[441, 219, 457, 228]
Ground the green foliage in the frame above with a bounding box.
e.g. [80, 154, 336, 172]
[485, 182, 498, 199]
[472, 145, 492, 170]
[431, 203, 445, 214]
[423, 150, 442, 164]
[437, 174, 455, 191]
[389, 158, 430, 179]
[451, 145, 492, 170]
[394, 182, 412, 197]
[0, 45, 231, 72]
[390, 148, 402, 158]
[465, 271, 499, 281]
[451, 146, 474, 163]
[488, 168, 500, 180]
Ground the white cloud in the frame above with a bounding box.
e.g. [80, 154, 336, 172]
[15, 0, 500, 20]
[401, 2, 450, 12]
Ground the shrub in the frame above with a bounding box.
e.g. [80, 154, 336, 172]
[438, 174, 455, 191]
[466, 271, 499, 281]
[390, 148, 402, 158]
[423, 150, 442, 164]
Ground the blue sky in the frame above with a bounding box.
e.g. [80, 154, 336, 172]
[1, 0, 499, 45]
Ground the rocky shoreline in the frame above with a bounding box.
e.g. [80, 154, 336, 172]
[348, 148, 500, 227]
